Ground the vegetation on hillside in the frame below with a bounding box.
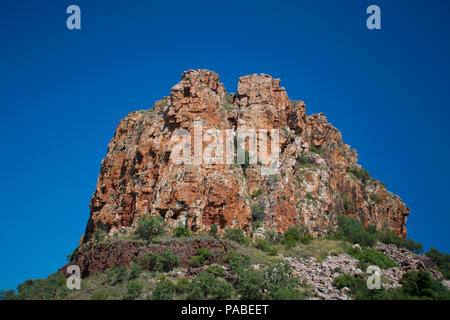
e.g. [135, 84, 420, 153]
[1, 214, 448, 300]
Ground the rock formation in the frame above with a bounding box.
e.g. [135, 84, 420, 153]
[82, 69, 409, 244]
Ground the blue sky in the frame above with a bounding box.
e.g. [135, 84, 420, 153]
[0, 0, 449, 290]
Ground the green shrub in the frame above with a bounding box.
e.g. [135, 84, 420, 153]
[333, 274, 354, 290]
[377, 229, 423, 254]
[370, 193, 380, 203]
[251, 188, 262, 198]
[211, 278, 233, 300]
[93, 228, 106, 242]
[346, 246, 397, 270]
[196, 271, 216, 296]
[186, 281, 205, 300]
[138, 253, 159, 271]
[265, 230, 282, 244]
[106, 266, 128, 285]
[426, 248, 450, 280]
[189, 255, 204, 268]
[158, 250, 180, 272]
[282, 225, 312, 248]
[90, 290, 108, 300]
[152, 279, 176, 300]
[310, 144, 324, 156]
[299, 234, 314, 245]
[233, 261, 305, 300]
[367, 225, 378, 234]
[399, 270, 450, 299]
[229, 252, 251, 276]
[296, 154, 315, 167]
[135, 215, 165, 241]
[173, 226, 190, 237]
[348, 167, 371, 182]
[0, 290, 16, 300]
[209, 224, 218, 238]
[333, 270, 450, 300]
[252, 220, 262, 230]
[197, 248, 210, 260]
[224, 228, 250, 245]
[207, 265, 226, 277]
[10, 273, 68, 300]
[337, 215, 376, 247]
[176, 278, 190, 294]
[128, 263, 142, 280]
[235, 268, 265, 300]
[254, 239, 278, 256]
[127, 280, 144, 300]
[251, 204, 265, 222]
[189, 248, 211, 267]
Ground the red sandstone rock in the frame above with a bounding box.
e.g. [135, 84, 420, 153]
[81, 70, 409, 243]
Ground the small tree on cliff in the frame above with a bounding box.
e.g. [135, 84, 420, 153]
[135, 215, 165, 241]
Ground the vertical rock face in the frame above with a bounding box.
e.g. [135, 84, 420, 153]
[82, 70, 409, 244]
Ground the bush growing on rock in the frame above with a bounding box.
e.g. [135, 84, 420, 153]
[337, 215, 376, 247]
[282, 225, 312, 248]
[233, 261, 305, 300]
[90, 290, 108, 300]
[189, 255, 205, 268]
[135, 215, 165, 241]
[377, 229, 423, 254]
[265, 230, 282, 244]
[347, 167, 371, 182]
[224, 228, 250, 245]
[173, 226, 190, 237]
[207, 265, 226, 277]
[106, 266, 128, 285]
[176, 278, 190, 294]
[185, 281, 205, 300]
[211, 278, 233, 300]
[209, 224, 218, 238]
[345, 246, 397, 270]
[425, 248, 450, 280]
[399, 270, 449, 299]
[152, 278, 176, 300]
[127, 280, 144, 300]
[3, 273, 68, 300]
[93, 228, 106, 242]
[137, 253, 159, 271]
[137, 250, 179, 272]
[128, 263, 142, 280]
[254, 239, 278, 256]
[251, 204, 265, 221]
[158, 250, 180, 272]
[189, 248, 211, 267]
[333, 270, 450, 300]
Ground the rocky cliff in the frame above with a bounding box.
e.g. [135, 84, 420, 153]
[82, 69, 409, 244]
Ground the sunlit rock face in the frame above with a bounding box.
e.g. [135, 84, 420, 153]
[82, 69, 409, 244]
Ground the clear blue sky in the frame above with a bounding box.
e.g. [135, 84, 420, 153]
[1, 0, 449, 291]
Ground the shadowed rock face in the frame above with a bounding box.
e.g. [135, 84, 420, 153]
[82, 69, 409, 244]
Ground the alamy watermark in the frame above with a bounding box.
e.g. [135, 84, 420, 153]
[366, 265, 382, 290]
[66, 5, 81, 30]
[66, 265, 81, 290]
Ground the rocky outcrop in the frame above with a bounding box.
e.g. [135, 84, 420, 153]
[82, 69, 409, 243]
[375, 243, 443, 281]
[282, 254, 359, 300]
[60, 238, 236, 278]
